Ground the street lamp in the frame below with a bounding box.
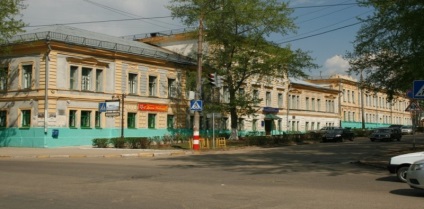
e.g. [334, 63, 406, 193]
[112, 93, 126, 140]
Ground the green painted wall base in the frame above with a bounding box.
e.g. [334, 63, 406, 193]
[0, 127, 193, 148]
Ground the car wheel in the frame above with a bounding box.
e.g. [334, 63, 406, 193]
[396, 166, 409, 183]
[370, 139, 375, 142]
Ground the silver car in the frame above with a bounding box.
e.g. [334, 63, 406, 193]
[401, 125, 414, 135]
[406, 159, 424, 190]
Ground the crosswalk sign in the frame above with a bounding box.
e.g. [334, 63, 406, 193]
[413, 80, 424, 99]
[190, 100, 203, 111]
[99, 102, 107, 112]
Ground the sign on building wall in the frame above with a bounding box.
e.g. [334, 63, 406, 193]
[138, 103, 168, 112]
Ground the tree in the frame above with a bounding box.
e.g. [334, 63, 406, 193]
[346, 0, 424, 100]
[168, 0, 316, 139]
[0, 0, 26, 45]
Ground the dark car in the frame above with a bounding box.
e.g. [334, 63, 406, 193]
[322, 128, 355, 142]
[369, 128, 402, 142]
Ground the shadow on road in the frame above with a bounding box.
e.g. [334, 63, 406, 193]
[390, 189, 424, 197]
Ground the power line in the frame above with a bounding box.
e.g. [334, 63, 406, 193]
[277, 21, 362, 44]
[291, 3, 358, 9]
[25, 16, 173, 28]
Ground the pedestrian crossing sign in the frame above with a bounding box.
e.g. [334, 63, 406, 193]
[190, 100, 203, 111]
[99, 102, 107, 112]
[413, 80, 424, 99]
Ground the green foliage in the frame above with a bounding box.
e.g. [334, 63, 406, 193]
[92, 138, 109, 148]
[168, 0, 317, 139]
[347, 0, 424, 100]
[0, 0, 26, 44]
[126, 137, 151, 149]
[110, 137, 126, 148]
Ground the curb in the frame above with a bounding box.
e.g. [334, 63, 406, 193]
[0, 151, 192, 159]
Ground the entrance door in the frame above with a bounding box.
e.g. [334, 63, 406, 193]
[265, 120, 272, 135]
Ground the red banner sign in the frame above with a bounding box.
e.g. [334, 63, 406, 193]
[138, 103, 168, 112]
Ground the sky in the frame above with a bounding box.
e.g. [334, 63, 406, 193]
[19, 0, 372, 79]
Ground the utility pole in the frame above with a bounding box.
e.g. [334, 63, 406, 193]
[193, 14, 204, 150]
[360, 69, 365, 130]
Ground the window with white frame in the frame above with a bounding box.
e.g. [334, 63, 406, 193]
[128, 73, 138, 94]
[149, 76, 157, 96]
[266, 92, 271, 106]
[305, 97, 309, 110]
[168, 78, 177, 98]
[252, 119, 257, 131]
[70, 66, 78, 90]
[80, 111, 91, 128]
[95, 69, 103, 92]
[253, 89, 259, 102]
[311, 98, 315, 111]
[278, 93, 283, 108]
[81, 67, 91, 91]
[22, 64, 32, 89]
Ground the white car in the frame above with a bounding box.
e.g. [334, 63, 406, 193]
[407, 159, 424, 190]
[387, 152, 424, 182]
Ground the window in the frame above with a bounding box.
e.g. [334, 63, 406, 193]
[168, 78, 177, 98]
[69, 110, 76, 128]
[81, 67, 91, 91]
[317, 99, 321, 111]
[149, 76, 157, 96]
[223, 87, 230, 103]
[0, 110, 6, 127]
[81, 111, 91, 128]
[95, 111, 101, 128]
[266, 92, 271, 106]
[253, 89, 259, 102]
[70, 66, 78, 90]
[305, 97, 309, 110]
[128, 112, 136, 128]
[96, 69, 103, 92]
[311, 98, 315, 111]
[22, 64, 32, 89]
[21, 110, 31, 127]
[148, 114, 156, 129]
[352, 91, 355, 103]
[252, 119, 257, 131]
[278, 93, 283, 108]
[167, 115, 174, 129]
[128, 73, 138, 94]
[0, 66, 7, 91]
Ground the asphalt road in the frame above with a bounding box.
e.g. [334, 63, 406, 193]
[1, 135, 424, 209]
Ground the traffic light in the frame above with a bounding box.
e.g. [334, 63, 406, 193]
[208, 72, 217, 86]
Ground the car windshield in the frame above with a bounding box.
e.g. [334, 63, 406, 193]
[402, 126, 412, 129]
[328, 129, 343, 134]
[374, 129, 390, 133]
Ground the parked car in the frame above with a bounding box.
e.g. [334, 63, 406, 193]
[318, 126, 341, 134]
[401, 125, 414, 135]
[369, 128, 402, 142]
[322, 128, 355, 142]
[387, 151, 424, 182]
[406, 159, 424, 189]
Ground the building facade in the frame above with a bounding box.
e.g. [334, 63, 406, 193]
[0, 26, 194, 147]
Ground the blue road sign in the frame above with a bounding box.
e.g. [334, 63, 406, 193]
[99, 102, 107, 112]
[190, 100, 203, 111]
[413, 80, 424, 99]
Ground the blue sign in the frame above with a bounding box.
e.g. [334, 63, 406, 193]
[99, 102, 107, 112]
[190, 100, 203, 111]
[413, 80, 424, 99]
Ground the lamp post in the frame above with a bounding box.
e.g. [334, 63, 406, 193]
[112, 93, 126, 140]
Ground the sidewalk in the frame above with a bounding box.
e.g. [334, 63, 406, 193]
[0, 146, 193, 159]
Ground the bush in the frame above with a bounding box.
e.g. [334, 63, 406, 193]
[126, 137, 151, 149]
[110, 137, 126, 148]
[92, 138, 109, 148]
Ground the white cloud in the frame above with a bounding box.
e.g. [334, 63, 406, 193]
[323, 55, 350, 76]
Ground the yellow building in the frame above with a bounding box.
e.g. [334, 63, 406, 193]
[0, 25, 195, 147]
[308, 75, 412, 129]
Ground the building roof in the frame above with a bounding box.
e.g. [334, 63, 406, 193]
[289, 77, 337, 92]
[5, 25, 194, 65]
